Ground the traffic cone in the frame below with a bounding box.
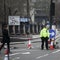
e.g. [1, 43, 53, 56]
[27, 38, 32, 49]
[4, 48, 9, 60]
[49, 40, 54, 50]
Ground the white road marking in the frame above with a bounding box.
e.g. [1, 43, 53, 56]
[36, 54, 49, 59]
[16, 57, 20, 59]
[10, 52, 30, 56]
[52, 50, 60, 53]
[10, 48, 39, 56]
[11, 49, 40, 52]
[11, 47, 60, 60]
[22, 52, 30, 54]
[10, 52, 21, 56]
[12, 57, 20, 60]
[11, 49, 27, 52]
[36, 49, 60, 59]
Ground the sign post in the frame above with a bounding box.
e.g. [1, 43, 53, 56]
[49, 29, 56, 39]
[8, 16, 20, 25]
[49, 29, 56, 49]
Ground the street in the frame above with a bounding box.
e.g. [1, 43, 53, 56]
[0, 34, 60, 60]
[0, 35, 60, 60]
[10, 48, 60, 60]
[10, 38, 60, 60]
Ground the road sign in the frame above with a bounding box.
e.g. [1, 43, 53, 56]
[20, 18, 29, 22]
[49, 29, 56, 39]
[8, 16, 20, 25]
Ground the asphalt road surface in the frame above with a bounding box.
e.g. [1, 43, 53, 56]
[1, 37, 60, 60]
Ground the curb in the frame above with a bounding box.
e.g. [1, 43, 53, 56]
[10, 34, 60, 45]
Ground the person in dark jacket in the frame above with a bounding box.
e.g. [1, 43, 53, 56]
[0, 24, 10, 53]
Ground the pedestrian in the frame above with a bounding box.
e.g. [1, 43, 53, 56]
[0, 24, 10, 53]
[40, 25, 49, 50]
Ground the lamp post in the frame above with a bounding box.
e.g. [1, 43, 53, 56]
[3, 0, 6, 24]
[8, 7, 11, 15]
[50, 0, 55, 29]
[27, 0, 29, 19]
[50, 0, 53, 29]
[27, 0, 30, 33]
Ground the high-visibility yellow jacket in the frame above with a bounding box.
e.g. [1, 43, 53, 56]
[40, 27, 49, 38]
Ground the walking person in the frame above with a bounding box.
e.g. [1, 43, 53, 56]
[40, 25, 49, 50]
[0, 24, 10, 53]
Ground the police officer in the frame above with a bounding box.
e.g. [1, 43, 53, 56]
[40, 25, 49, 50]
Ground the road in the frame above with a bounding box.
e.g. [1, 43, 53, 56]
[10, 48, 60, 60]
[0, 33, 60, 60]
[0, 37, 60, 60]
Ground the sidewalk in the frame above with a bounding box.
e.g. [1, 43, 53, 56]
[10, 29, 60, 40]
[0, 30, 60, 43]
[10, 33, 60, 45]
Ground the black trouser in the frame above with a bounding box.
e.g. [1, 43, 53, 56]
[0, 42, 10, 52]
[41, 37, 48, 50]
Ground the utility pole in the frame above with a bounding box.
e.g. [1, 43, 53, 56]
[8, 7, 11, 15]
[50, 0, 53, 29]
[3, 0, 6, 24]
[50, 0, 55, 29]
[27, 0, 30, 33]
[27, 0, 30, 20]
